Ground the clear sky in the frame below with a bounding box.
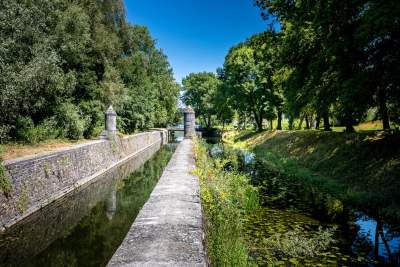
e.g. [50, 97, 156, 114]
[125, 0, 269, 84]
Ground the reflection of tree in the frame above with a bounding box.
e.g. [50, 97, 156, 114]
[374, 219, 400, 264]
[4, 145, 174, 267]
[352, 229, 374, 258]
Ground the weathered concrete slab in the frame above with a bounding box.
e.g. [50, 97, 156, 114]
[107, 139, 205, 267]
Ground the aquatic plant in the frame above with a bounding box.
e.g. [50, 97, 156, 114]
[262, 227, 336, 259]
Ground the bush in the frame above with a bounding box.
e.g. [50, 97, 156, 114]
[16, 116, 58, 144]
[79, 100, 104, 138]
[0, 124, 12, 144]
[55, 103, 85, 140]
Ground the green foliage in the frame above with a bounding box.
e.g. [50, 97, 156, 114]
[194, 140, 258, 266]
[182, 72, 224, 129]
[0, 0, 179, 143]
[16, 117, 59, 144]
[221, 31, 281, 131]
[253, 0, 400, 131]
[0, 160, 12, 198]
[55, 103, 85, 140]
[79, 100, 104, 138]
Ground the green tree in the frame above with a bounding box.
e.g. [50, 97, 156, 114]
[182, 72, 221, 129]
[223, 38, 279, 131]
[255, 0, 400, 131]
[0, 0, 179, 142]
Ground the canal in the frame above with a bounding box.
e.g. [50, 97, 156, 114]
[208, 143, 400, 266]
[0, 144, 176, 267]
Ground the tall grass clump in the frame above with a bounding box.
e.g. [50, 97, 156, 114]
[193, 140, 258, 266]
[0, 147, 11, 197]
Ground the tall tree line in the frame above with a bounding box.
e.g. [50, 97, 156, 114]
[184, 0, 399, 132]
[246, 0, 399, 131]
[0, 0, 179, 143]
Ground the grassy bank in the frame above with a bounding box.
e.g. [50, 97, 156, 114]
[226, 130, 400, 221]
[193, 140, 258, 266]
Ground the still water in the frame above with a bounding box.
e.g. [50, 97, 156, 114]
[0, 144, 175, 267]
[210, 144, 400, 266]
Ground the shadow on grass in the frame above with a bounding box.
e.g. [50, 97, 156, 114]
[252, 130, 400, 220]
[235, 130, 265, 142]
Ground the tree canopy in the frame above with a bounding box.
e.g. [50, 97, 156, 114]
[252, 0, 400, 132]
[185, 0, 399, 132]
[0, 0, 179, 143]
[182, 72, 233, 129]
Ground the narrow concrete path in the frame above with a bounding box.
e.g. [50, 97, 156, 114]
[107, 139, 205, 267]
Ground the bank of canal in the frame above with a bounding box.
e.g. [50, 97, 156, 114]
[207, 143, 400, 266]
[0, 144, 175, 267]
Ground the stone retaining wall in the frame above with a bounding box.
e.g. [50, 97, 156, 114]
[0, 130, 168, 230]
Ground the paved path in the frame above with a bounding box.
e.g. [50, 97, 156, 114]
[107, 139, 205, 267]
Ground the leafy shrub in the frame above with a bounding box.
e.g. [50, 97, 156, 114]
[79, 100, 104, 138]
[55, 103, 85, 140]
[16, 117, 58, 144]
[0, 124, 12, 144]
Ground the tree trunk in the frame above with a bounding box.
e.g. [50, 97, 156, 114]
[270, 120, 273, 130]
[323, 111, 331, 131]
[208, 115, 212, 129]
[297, 114, 305, 130]
[288, 116, 294, 130]
[345, 116, 355, 132]
[277, 110, 282, 130]
[315, 116, 320, 129]
[378, 87, 390, 130]
[305, 115, 310, 129]
[253, 111, 263, 131]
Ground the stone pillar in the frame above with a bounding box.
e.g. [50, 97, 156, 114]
[100, 105, 118, 139]
[183, 106, 196, 139]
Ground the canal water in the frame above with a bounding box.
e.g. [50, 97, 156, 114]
[0, 144, 176, 267]
[209, 143, 400, 267]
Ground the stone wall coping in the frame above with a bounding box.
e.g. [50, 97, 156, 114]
[3, 130, 166, 166]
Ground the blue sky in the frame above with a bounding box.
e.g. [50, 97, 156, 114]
[125, 0, 269, 84]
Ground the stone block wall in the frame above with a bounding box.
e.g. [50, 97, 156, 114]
[0, 130, 168, 230]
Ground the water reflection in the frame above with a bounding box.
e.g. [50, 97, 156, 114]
[210, 143, 400, 266]
[0, 144, 175, 267]
[105, 188, 117, 221]
[355, 212, 400, 263]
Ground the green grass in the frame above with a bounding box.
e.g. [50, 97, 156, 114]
[194, 140, 258, 266]
[229, 130, 400, 221]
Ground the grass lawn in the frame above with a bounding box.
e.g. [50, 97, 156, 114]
[0, 139, 90, 160]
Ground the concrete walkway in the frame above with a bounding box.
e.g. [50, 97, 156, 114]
[107, 139, 205, 267]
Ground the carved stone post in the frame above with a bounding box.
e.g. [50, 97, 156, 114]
[100, 105, 118, 139]
[183, 106, 195, 139]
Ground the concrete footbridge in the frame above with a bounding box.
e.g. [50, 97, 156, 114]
[107, 106, 206, 266]
[108, 138, 205, 266]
